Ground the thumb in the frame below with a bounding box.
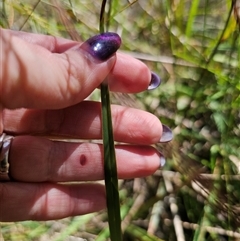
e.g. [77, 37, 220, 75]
[0, 29, 121, 109]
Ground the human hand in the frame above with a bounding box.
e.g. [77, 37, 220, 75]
[0, 29, 172, 221]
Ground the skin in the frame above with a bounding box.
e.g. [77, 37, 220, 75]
[0, 28, 163, 221]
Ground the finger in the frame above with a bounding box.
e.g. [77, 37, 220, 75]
[7, 30, 153, 92]
[1, 29, 117, 109]
[9, 136, 161, 182]
[0, 182, 105, 221]
[1, 30, 152, 109]
[3, 102, 163, 144]
[108, 52, 152, 92]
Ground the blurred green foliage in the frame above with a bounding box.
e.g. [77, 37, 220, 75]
[0, 0, 240, 240]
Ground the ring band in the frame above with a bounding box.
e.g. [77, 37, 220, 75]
[0, 133, 14, 181]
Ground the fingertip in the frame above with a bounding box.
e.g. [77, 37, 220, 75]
[108, 52, 152, 93]
[116, 145, 161, 179]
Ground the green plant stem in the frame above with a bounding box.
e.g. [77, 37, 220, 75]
[99, 1, 122, 240]
[100, 83, 122, 240]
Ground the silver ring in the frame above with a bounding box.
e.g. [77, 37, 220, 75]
[0, 133, 14, 181]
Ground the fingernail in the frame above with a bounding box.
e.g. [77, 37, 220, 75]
[148, 72, 161, 90]
[159, 153, 166, 167]
[81, 32, 121, 61]
[159, 124, 173, 143]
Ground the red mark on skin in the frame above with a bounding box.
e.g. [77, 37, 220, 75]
[79, 154, 87, 166]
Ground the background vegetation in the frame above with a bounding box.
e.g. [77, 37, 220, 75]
[1, 0, 240, 240]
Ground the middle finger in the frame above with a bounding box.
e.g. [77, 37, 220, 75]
[3, 101, 163, 145]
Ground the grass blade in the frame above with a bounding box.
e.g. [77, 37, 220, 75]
[99, 1, 122, 240]
[100, 83, 122, 240]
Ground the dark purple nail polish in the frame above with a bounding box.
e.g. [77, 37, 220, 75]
[81, 32, 121, 61]
[148, 72, 161, 90]
[159, 124, 173, 143]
